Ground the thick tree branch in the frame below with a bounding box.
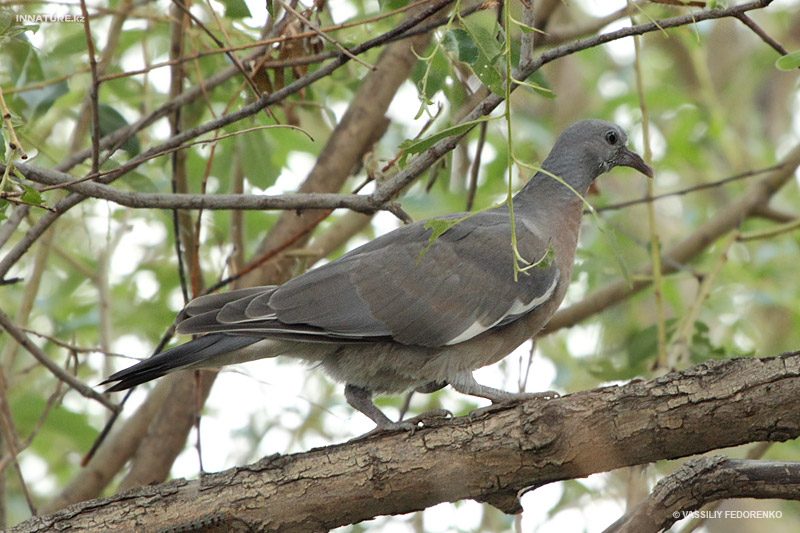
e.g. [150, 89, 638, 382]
[606, 456, 800, 533]
[12, 350, 800, 532]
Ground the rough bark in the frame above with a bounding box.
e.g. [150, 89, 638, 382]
[14, 351, 800, 532]
[606, 456, 800, 533]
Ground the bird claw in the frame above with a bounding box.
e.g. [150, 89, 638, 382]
[467, 390, 560, 420]
[513, 389, 560, 401]
[353, 408, 453, 440]
[401, 408, 453, 428]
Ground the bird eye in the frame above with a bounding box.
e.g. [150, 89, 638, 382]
[605, 131, 618, 145]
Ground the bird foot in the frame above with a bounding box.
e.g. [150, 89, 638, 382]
[401, 408, 453, 428]
[353, 408, 453, 440]
[511, 389, 560, 401]
[467, 390, 560, 420]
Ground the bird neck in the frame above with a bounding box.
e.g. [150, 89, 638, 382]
[512, 162, 594, 217]
[509, 156, 595, 254]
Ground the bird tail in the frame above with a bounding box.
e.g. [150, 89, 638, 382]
[102, 334, 260, 392]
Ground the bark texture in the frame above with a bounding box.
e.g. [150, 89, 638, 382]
[13, 351, 800, 532]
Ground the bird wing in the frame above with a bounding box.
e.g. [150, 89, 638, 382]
[178, 210, 560, 347]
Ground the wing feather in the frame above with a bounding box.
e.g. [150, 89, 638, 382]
[174, 209, 561, 348]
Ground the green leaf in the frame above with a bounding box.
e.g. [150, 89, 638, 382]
[97, 104, 141, 156]
[3, 24, 38, 40]
[0, 8, 12, 34]
[398, 116, 495, 166]
[416, 214, 473, 263]
[688, 320, 731, 363]
[532, 242, 554, 270]
[22, 80, 69, 119]
[459, 19, 505, 95]
[21, 184, 43, 205]
[411, 43, 450, 102]
[266, 0, 274, 18]
[218, 0, 252, 18]
[521, 70, 555, 99]
[6, 37, 45, 87]
[120, 170, 160, 193]
[236, 130, 280, 189]
[776, 50, 800, 71]
[442, 29, 479, 64]
[53, 25, 94, 55]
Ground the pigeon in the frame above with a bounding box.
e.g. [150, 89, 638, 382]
[103, 119, 653, 430]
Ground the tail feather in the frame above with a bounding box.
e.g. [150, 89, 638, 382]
[103, 334, 259, 391]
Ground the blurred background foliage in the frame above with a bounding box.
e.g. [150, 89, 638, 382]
[1, 0, 800, 531]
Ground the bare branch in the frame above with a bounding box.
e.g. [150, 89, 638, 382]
[78, 0, 101, 174]
[734, 12, 789, 56]
[593, 164, 782, 214]
[9, 162, 390, 213]
[606, 456, 800, 533]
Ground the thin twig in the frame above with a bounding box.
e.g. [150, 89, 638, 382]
[79, 0, 101, 174]
[466, 121, 486, 211]
[631, 19, 667, 370]
[593, 164, 782, 213]
[169, 0, 192, 306]
[0, 378, 36, 515]
[0, 88, 27, 159]
[734, 12, 789, 55]
[738, 217, 800, 241]
[171, 0, 262, 97]
[0, 307, 118, 411]
[280, 0, 375, 71]
[8, 161, 394, 212]
[22, 327, 130, 359]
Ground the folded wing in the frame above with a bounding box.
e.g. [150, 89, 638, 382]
[178, 210, 560, 348]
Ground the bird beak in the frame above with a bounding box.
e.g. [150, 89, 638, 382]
[618, 146, 654, 178]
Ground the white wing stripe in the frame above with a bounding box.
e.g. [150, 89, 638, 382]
[444, 272, 560, 346]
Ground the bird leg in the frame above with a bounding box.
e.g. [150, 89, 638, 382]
[398, 381, 449, 421]
[345, 383, 451, 434]
[345, 384, 398, 429]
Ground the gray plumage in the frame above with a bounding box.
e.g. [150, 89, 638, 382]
[104, 119, 653, 429]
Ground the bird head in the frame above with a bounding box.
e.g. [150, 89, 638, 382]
[567, 119, 654, 179]
[539, 119, 654, 197]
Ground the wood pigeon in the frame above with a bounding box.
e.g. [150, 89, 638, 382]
[104, 119, 653, 430]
